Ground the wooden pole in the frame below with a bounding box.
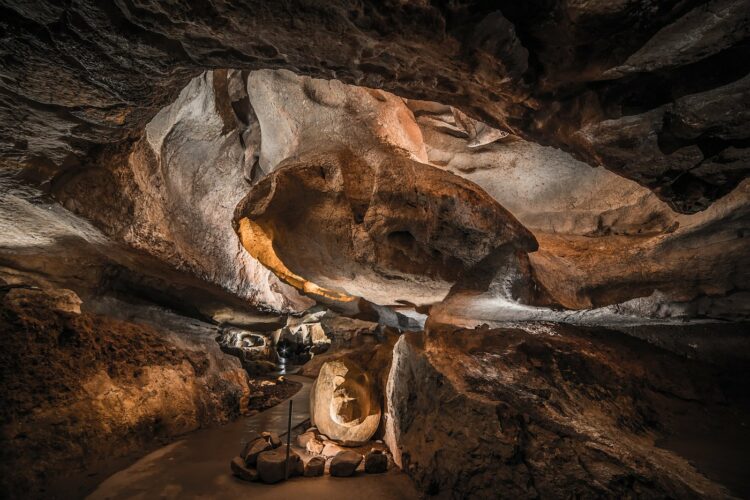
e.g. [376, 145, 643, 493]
[284, 399, 293, 480]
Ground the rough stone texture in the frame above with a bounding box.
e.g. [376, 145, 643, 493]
[364, 449, 388, 474]
[234, 148, 536, 306]
[303, 456, 326, 477]
[310, 359, 382, 446]
[261, 431, 283, 449]
[384, 325, 750, 498]
[51, 71, 310, 312]
[2, 1, 748, 212]
[410, 98, 750, 314]
[33, 67, 748, 314]
[241, 438, 271, 467]
[330, 451, 363, 477]
[0, 287, 250, 498]
[256, 449, 302, 484]
[230, 456, 258, 482]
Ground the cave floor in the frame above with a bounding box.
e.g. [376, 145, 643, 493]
[85, 374, 418, 500]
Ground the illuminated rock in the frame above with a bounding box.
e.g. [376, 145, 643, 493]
[234, 149, 537, 306]
[310, 360, 381, 446]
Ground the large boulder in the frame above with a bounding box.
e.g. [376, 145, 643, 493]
[330, 451, 363, 477]
[384, 326, 734, 498]
[310, 359, 381, 446]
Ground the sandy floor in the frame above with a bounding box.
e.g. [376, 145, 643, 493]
[87, 374, 418, 500]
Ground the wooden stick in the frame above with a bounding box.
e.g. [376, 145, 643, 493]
[284, 399, 293, 480]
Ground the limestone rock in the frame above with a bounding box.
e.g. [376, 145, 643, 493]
[230, 456, 258, 482]
[384, 327, 735, 498]
[309, 360, 381, 446]
[304, 456, 326, 477]
[4, 2, 749, 212]
[296, 431, 317, 449]
[306, 437, 325, 455]
[0, 287, 251, 498]
[329, 451, 363, 477]
[364, 450, 388, 474]
[234, 148, 536, 306]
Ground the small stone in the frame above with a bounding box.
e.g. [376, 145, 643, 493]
[297, 430, 316, 448]
[262, 431, 282, 448]
[257, 449, 302, 484]
[306, 437, 324, 455]
[230, 456, 258, 482]
[365, 450, 388, 473]
[242, 438, 271, 466]
[330, 450, 362, 477]
[304, 456, 326, 477]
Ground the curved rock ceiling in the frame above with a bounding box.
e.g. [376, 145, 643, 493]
[40, 66, 748, 321]
[2, 0, 749, 212]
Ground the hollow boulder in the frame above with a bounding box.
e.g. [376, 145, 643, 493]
[310, 359, 381, 446]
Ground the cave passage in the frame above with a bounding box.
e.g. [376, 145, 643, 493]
[1, 2, 749, 499]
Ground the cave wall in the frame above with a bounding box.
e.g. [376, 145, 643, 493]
[47, 67, 750, 317]
[384, 324, 746, 498]
[0, 287, 250, 498]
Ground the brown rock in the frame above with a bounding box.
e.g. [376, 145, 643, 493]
[233, 148, 536, 306]
[364, 450, 388, 474]
[304, 456, 326, 477]
[230, 456, 258, 482]
[262, 431, 282, 449]
[306, 437, 325, 455]
[329, 451, 363, 477]
[296, 430, 317, 448]
[310, 359, 381, 446]
[241, 438, 271, 467]
[256, 449, 302, 484]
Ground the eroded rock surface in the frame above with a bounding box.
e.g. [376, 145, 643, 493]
[310, 359, 381, 446]
[234, 148, 537, 306]
[3, 2, 749, 211]
[0, 287, 250, 498]
[52, 72, 310, 312]
[384, 324, 749, 498]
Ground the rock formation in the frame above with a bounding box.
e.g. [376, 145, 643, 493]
[384, 324, 747, 498]
[234, 148, 537, 306]
[0, 287, 250, 497]
[0, 3, 748, 498]
[310, 360, 382, 446]
[3, 1, 748, 211]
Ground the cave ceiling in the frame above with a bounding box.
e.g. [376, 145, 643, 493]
[2, 0, 749, 213]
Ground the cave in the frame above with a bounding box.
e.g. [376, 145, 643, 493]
[1, 1, 749, 499]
